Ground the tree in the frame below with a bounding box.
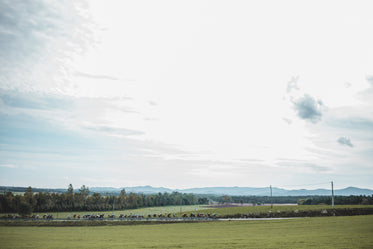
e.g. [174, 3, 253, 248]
[119, 189, 126, 197]
[24, 186, 36, 209]
[0, 192, 14, 212]
[79, 185, 90, 196]
[79, 185, 90, 210]
[66, 184, 74, 210]
[18, 201, 32, 217]
[67, 184, 74, 195]
[0, 187, 208, 213]
[118, 189, 126, 208]
[198, 197, 209, 205]
[221, 195, 232, 204]
[91, 193, 103, 211]
[34, 191, 50, 212]
[127, 193, 138, 209]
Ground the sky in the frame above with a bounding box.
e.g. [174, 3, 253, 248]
[0, 0, 373, 190]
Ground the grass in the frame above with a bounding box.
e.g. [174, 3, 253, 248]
[2, 204, 373, 219]
[198, 204, 373, 217]
[1, 215, 372, 248]
[1, 205, 209, 219]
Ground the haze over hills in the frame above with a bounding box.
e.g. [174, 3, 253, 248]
[3, 185, 370, 196]
[116, 186, 373, 196]
[1, 185, 372, 196]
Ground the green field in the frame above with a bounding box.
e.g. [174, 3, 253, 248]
[1, 215, 372, 248]
[48, 205, 208, 218]
[195, 204, 373, 217]
[1, 205, 209, 219]
[3, 204, 373, 219]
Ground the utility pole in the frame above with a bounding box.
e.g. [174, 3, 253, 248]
[270, 185, 273, 208]
[331, 181, 334, 208]
[113, 198, 115, 213]
[179, 197, 182, 214]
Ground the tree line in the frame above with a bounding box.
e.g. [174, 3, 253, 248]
[213, 195, 301, 204]
[209, 195, 373, 205]
[297, 195, 373, 205]
[0, 184, 209, 215]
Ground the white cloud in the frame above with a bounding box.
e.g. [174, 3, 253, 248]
[1, 0, 373, 189]
[0, 0, 97, 94]
[337, 137, 354, 147]
[292, 94, 324, 123]
[367, 75, 373, 86]
[0, 164, 17, 169]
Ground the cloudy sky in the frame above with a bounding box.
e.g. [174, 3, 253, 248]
[1, 0, 373, 190]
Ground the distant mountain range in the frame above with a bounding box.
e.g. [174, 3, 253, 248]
[89, 186, 373, 196]
[2, 185, 372, 196]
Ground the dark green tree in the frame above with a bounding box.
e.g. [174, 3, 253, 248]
[24, 186, 36, 210]
[221, 195, 232, 204]
[18, 201, 32, 217]
[67, 184, 74, 195]
[79, 185, 90, 196]
[66, 184, 74, 210]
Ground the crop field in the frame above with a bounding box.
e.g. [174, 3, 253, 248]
[1, 215, 373, 248]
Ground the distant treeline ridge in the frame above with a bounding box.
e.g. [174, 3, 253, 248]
[2, 185, 372, 216]
[0, 185, 208, 215]
[210, 195, 373, 205]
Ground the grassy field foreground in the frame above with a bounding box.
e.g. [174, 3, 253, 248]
[4, 204, 373, 219]
[1, 215, 373, 248]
